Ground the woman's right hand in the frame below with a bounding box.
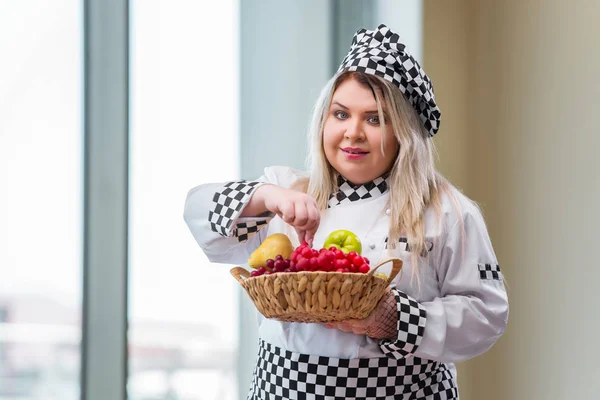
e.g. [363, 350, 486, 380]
[249, 184, 321, 247]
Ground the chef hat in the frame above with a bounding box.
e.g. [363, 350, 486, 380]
[337, 24, 441, 137]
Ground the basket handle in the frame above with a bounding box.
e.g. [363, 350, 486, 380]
[230, 266, 251, 283]
[368, 257, 403, 285]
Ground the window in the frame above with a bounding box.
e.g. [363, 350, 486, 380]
[128, 1, 240, 399]
[0, 2, 83, 400]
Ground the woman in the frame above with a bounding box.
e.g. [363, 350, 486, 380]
[184, 24, 508, 399]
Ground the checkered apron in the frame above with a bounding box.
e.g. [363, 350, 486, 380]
[247, 340, 458, 400]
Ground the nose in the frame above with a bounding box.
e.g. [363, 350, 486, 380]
[344, 118, 365, 141]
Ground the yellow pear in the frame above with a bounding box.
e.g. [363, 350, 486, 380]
[248, 233, 294, 269]
[373, 272, 388, 280]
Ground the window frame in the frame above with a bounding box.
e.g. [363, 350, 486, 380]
[81, 1, 129, 399]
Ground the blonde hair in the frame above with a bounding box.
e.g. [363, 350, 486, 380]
[296, 71, 463, 283]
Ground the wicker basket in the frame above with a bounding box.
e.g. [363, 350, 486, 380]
[230, 258, 403, 323]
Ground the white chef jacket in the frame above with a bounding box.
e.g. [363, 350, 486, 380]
[184, 165, 508, 366]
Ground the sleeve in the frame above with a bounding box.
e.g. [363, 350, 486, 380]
[379, 204, 509, 363]
[183, 166, 303, 265]
[183, 174, 275, 265]
[379, 289, 427, 358]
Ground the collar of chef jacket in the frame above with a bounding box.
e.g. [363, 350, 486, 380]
[328, 173, 390, 208]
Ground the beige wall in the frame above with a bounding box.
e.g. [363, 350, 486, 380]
[425, 1, 600, 399]
[424, 0, 473, 194]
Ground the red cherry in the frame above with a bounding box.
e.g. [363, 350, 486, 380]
[347, 251, 358, 259]
[317, 253, 329, 267]
[273, 259, 285, 272]
[318, 254, 333, 271]
[319, 248, 327, 253]
[329, 246, 338, 252]
[309, 257, 319, 270]
[363, 257, 370, 265]
[301, 247, 313, 258]
[333, 259, 345, 269]
[359, 264, 370, 274]
[290, 252, 298, 262]
[326, 251, 336, 261]
[265, 259, 275, 270]
[351, 256, 364, 267]
[297, 257, 309, 270]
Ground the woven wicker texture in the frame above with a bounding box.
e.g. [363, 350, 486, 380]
[230, 258, 402, 323]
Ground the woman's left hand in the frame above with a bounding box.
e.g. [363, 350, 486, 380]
[323, 288, 399, 340]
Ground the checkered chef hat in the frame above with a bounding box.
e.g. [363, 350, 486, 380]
[337, 24, 441, 137]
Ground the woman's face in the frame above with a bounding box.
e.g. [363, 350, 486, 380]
[323, 77, 399, 184]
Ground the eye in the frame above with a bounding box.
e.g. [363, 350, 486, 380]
[334, 110, 349, 120]
[367, 115, 380, 125]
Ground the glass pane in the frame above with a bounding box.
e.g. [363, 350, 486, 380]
[128, 1, 239, 400]
[0, 2, 83, 400]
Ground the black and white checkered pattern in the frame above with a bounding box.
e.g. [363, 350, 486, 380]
[337, 24, 441, 137]
[248, 339, 457, 400]
[380, 289, 427, 359]
[478, 263, 502, 280]
[234, 219, 270, 243]
[384, 237, 434, 254]
[208, 180, 266, 238]
[328, 174, 389, 208]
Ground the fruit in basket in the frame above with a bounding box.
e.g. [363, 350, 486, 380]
[323, 229, 362, 255]
[250, 267, 267, 277]
[230, 256, 402, 323]
[287, 242, 371, 273]
[247, 235, 372, 276]
[373, 272, 388, 280]
[248, 233, 294, 269]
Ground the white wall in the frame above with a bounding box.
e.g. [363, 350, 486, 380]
[239, 1, 332, 179]
[376, 0, 423, 64]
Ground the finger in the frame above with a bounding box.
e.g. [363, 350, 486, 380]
[336, 320, 364, 335]
[352, 326, 367, 335]
[344, 318, 366, 327]
[293, 202, 309, 228]
[279, 202, 295, 224]
[346, 319, 368, 332]
[297, 229, 306, 245]
[296, 226, 312, 247]
[303, 206, 320, 246]
[337, 322, 353, 333]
